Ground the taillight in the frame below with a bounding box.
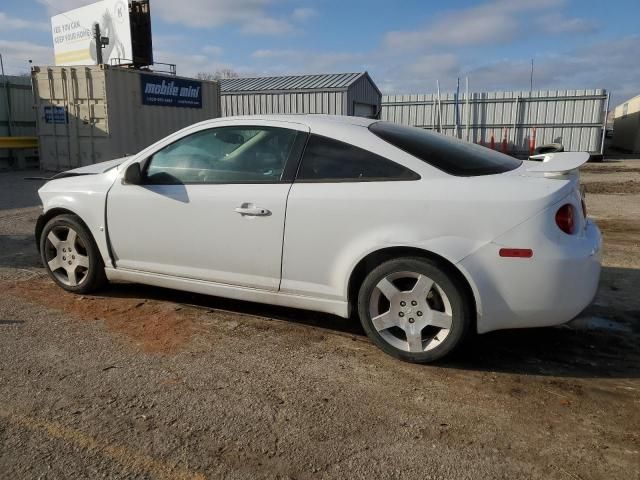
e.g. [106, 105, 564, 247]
[555, 204, 576, 235]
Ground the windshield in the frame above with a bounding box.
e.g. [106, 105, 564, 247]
[369, 121, 522, 176]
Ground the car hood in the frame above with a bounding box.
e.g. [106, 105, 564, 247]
[51, 157, 129, 179]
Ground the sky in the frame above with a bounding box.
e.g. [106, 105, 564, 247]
[1, 0, 639, 106]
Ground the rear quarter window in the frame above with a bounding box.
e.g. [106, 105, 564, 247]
[369, 121, 522, 176]
[297, 134, 419, 182]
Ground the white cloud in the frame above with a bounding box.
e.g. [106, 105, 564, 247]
[153, 46, 252, 78]
[535, 13, 598, 34]
[383, 0, 568, 50]
[151, 0, 267, 28]
[462, 35, 637, 97]
[291, 7, 317, 21]
[38, 0, 297, 35]
[385, 10, 515, 50]
[407, 54, 459, 77]
[0, 40, 53, 74]
[37, 0, 96, 15]
[240, 16, 294, 35]
[490, 0, 566, 11]
[251, 49, 297, 59]
[201, 45, 223, 56]
[378, 34, 640, 107]
[151, 0, 294, 35]
[29, 0, 634, 108]
[151, 34, 186, 50]
[376, 54, 459, 95]
[0, 12, 50, 31]
[250, 48, 367, 74]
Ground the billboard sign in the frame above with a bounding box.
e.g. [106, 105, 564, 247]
[140, 74, 203, 109]
[51, 0, 132, 66]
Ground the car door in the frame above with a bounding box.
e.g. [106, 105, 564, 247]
[106, 121, 308, 291]
[281, 133, 421, 300]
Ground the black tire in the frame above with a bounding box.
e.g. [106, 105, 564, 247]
[357, 257, 472, 363]
[40, 214, 107, 294]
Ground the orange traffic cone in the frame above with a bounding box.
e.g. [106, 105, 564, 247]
[529, 127, 537, 155]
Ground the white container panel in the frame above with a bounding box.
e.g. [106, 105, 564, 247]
[34, 65, 221, 171]
[381, 89, 607, 154]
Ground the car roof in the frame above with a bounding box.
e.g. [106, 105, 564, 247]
[204, 114, 378, 130]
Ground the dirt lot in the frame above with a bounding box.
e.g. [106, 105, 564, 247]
[0, 163, 638, 479]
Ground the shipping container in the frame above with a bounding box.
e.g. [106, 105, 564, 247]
[611, 94, 640, 153]
[381, 89, 609, 155]
[1, 75, 38, 169]
[220, 72, 381, 119]
[32, 65, 221, 171]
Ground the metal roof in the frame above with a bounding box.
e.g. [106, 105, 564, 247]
[220, 72, 368, 93]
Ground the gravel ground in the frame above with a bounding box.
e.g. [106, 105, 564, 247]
[0, 163, 638, 480]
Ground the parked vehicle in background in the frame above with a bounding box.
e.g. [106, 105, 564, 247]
[534, 143, 564, 155]
[35, 115, 602, 363]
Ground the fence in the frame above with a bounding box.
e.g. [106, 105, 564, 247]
[1, 75, 38, 169]
[381, 89, 609, 155]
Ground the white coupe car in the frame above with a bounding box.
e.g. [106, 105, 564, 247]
[36, 115, 602, 363]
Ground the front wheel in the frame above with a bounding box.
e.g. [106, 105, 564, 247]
[40, 214, 107, 293]
[357, 257, 472, 363]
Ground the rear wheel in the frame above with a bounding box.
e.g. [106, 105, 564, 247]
[40, 214, 107, 293]
[357, 257, 471, 363]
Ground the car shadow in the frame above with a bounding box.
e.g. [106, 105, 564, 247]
[2, 209, 637, 381]
[441, 320, 639, 379]
[96, 265, 639, 380]
[99, 281, 366, 336]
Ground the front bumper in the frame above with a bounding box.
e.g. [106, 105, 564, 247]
[459, 219, 602, 334]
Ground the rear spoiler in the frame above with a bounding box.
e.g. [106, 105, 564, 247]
[527, 152, 590, 174]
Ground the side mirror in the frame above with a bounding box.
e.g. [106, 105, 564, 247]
[123, 162, 142, 185]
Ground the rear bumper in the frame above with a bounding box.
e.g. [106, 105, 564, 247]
[459, 219, 602, 333]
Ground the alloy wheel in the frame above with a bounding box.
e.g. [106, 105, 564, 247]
[44, 226, 90, 287]
[368, 271, 453, 353]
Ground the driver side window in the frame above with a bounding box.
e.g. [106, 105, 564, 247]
[145, 126, 299, 184]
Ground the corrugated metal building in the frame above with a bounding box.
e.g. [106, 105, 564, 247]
[381, 89, 608, 155]
[33, 65, 222, 171]
[611, 94, 640, 153]
[1, 75, 38, 169]
[220, 72, 381, 118]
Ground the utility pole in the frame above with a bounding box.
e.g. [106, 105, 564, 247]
[93, 23, 110, 65]
[530, 58, 534, 92]
[94, 23, 103, 64]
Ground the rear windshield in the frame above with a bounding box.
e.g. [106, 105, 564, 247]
[369, 121, 522, 176]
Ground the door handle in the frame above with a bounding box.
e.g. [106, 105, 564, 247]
[235, 203, 271, 217]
